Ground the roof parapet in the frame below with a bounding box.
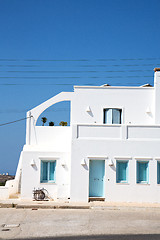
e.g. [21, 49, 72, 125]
[101, 84, 111, 87]
[154, 68, 160, 72]
[140, 83, 153, 87]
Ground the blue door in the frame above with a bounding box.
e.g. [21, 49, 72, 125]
[89, 160, 105, 197]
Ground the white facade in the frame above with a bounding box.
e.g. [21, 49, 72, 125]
[12, 69, 160, 203]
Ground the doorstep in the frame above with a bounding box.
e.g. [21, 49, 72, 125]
[89, 197, 105, 202]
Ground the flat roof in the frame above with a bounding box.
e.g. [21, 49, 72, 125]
[74, 85, 154, 89]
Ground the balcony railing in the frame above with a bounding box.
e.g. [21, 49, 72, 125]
[73, 124, 160, 140]
[33, 126, 71, 150]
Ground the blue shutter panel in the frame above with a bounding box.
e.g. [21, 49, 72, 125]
[49, 162, 55, 181]
[117, 161, 128, 182]
[41, 161, 56, 182]
[104, 109, 112, 124]
[112, 109, 121, 124]
[157, 162, 160, 184]
[104, 109, 121, 124]
[42, 162, 48, 181]
[140, 162, 146, 182]
[122, 162, 127, 181]
[137, 162, 148, 183]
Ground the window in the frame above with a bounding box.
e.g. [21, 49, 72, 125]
[157, 162, 160, 184]
[41, 161, 56, 183]
[137, 161, 149, 184]
[104, 108, 122, 124]
[116, 161, 128, 183]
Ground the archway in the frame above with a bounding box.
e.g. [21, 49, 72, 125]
[36, 101, 70, 126]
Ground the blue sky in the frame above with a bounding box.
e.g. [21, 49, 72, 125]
[0, 0, 160, 175]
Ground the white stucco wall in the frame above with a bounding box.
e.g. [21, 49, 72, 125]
[71, 87, 154, 125]
[21, 150, 71, 200]
[0, 187, 9, 199]
[69, 71, 160, 203]
[20, 91, 73, 200]
[70, 124, 160, 203]
[15, 70, 160, 203]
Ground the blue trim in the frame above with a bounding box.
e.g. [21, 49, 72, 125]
[89, 160, 105, 197]
[40, 160, 56, 183]
[157, 162, 160, 184]
[103, 108, 122, 124]
[136, 161, 149, 184]
[116, 161, 128, 183]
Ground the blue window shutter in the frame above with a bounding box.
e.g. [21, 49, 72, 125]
[104, 109, 112, 124]
[137, 161, 148, 183]
[117, 161, 128, 183]
[42, 162, 48, 181]
[137, 162, 139, 182]
[122, 163, 127, 181]
[112, 109, 121, 124]
[141, 163, 147, 182]
[104, 109, 121, 124]
[157, 162, 160, 184]
[49, 162, 55, 181]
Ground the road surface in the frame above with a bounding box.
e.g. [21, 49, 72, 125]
[0, 207, 160, 239]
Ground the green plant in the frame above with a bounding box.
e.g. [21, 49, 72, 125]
[0, 182, 5, 186]
[49, 121, 54, 126]
[41, 117, 47, 126]
[59, 121, 67, 126]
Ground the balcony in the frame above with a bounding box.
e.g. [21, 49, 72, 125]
[74, 124, 160, 140]
[31, 126, 71, 151]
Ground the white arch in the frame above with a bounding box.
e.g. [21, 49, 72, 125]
[26, 92, 73, 145]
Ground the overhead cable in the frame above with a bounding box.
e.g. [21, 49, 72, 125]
[0, 116, 32, 127]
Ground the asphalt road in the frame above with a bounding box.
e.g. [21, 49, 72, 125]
[1, 208, 160, 239]
[9, 235, 160, 240]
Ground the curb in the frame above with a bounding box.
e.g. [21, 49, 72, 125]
[1, 202, 160, 210]
[0, 203, 17, 208]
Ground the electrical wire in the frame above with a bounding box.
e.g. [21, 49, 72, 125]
[0, 57, 159, 62]
[0, 69, 152, 73]
[0, 75, 153, 79]
[0, 63, 159, 68]
[0, 116, 32, 127]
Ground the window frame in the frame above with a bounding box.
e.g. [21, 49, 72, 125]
[157, 161, 160, 184]
[103, 108, 122, 124]
[116, 160, 129, 183]
[136, 161, 149, 184]
[40, 160, 56, 183]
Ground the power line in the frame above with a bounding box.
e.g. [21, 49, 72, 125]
[0, 83, 76, 86]
[0, 59, 89, 62]
[0, 75, 153, 79]
[0, 108, 69, 113]
[0, 83, 94, 86]
[0, 57, 159, 62]
[80, 64, 159, 67]
[0, 116, 32, 127]
[96, 58, 160, 61]
[0, 69, 152, 73]
[0, 63, 159, 68]
[0, 81, 153, 87]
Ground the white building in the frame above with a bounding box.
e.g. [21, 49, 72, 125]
[4, 68, 160, 203]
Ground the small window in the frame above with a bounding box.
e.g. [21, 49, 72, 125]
[116, 161, 128, 183]
[137, 161, 149, 184]
[41, 161, 56, 183]
[157, 162, 160, 184]
[104, 108, 122, 124]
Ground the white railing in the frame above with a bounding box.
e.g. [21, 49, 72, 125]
[32, 126, 71, 150]
[73, 124, 160, 140]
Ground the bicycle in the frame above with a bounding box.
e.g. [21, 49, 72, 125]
[33, 188, 49, 201]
